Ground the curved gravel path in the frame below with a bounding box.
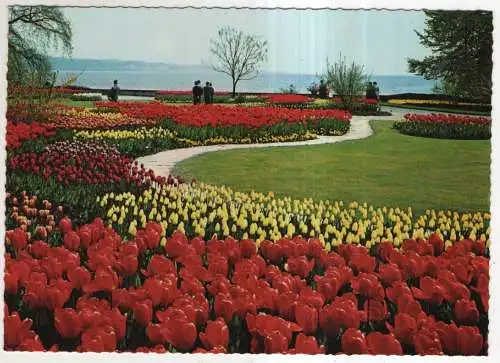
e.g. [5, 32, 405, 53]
[137, 115, 394, 178]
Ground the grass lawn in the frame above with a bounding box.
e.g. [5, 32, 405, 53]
[174, 120, 491, 214]
[380, 102, 491, 116]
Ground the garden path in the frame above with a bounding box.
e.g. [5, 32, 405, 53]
[137, 115, 400, 178]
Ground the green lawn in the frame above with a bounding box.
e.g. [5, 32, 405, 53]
[174, 121, 491, 214]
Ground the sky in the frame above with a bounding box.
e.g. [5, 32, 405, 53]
[52, 8, 430, 75]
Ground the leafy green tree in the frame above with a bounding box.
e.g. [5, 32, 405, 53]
[8, 6, 72, 85]
[210, 27, 268, 97]
[408, 10, 493, 101]
[324, 54, 369, 110]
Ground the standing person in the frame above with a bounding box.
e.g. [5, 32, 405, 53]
[318, 80, 327, 99]
[203, 82, 211, 104]
[373, 81, 380, 101]
[365, 82, 373, 99]
[209, 82, 215, 104]
[192, 80, 203, 105]
[108, 80, 120, 101]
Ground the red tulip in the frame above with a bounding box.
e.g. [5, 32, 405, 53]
[394, 313, 417, 346]
[161, 315, 198, 352]
[291, 333, 325, 354]
[59, 217, 72, 234]
[319, 298, 360, 338]
[7, 228, 28, 250]
[133, 299, 153, 326]
[4, 312, 36, 349]
[239, 239, 257, 258]
[214, 294, 236, 323]
[366, 332, 403, 355]
[457, 326, 484, 355]
[413, 328, 443, 355]
[294, 303, 318, 335]
[4, 271, 19, 294]
[55, 308, 82, 339]
[165, 231, 188, 258]
[67, 266, 92, 289]
[363, 299, 388, 322]
[121, 254, 138, 276]
[378, 263, 403, 286]
[286, 256, 315, 278]
[199, 317, 229, 349]
[264, 330, 288, 353]
[435, 321, 459, 354]
[63, 231, 81, 250]
[454, 299, 480, 325]
[412, 276, 446, 305]
[17, 336, 45, 351]
[341, 328, 369, 354]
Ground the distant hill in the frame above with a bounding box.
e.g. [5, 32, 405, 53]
[49, 57, 208, 73]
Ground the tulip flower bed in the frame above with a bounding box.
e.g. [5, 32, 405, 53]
[6, 140, 184, 224]
[98, 102, 349, 125]
[8, 141, 153, 186]
[47, 108, 157, 129]
[393, 113, 491, 139]
[7, 121, 57, 150]
[386, 99, 491, 114]
[98, 183, 490, 249]
[265, 94, 315, 106]
[73, 121, 318, 157]
[4, 207, 489, 354]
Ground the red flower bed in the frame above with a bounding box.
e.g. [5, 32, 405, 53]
[404, 113, 490, 125]
[266, 94, 314, 104]
[6, 121, 57, 149]
[4, 216, 489, 354]
[156, 90, 230, 96]
[94, 102, 351, 128]
[8, 141, 172, 187]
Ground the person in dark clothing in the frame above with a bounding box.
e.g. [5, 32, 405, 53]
[192, 80, 203, 105]
[366, 82, 376, 100]
[373, 81, 380, 101]
[108, 80, 120, 101]
[318, 80, 328, 99]
[209, 82, 215, 104]
[203, 82, 211, 104]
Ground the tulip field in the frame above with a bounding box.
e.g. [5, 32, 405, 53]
[3, 96, 491, 355]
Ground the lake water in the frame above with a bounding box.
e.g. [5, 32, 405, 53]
[57, 70, 437, 95]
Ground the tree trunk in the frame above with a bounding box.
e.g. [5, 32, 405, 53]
[232, 81, 237, 98]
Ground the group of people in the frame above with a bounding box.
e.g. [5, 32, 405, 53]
[192, 80, 215, 105]
[366, 81, 380, 101]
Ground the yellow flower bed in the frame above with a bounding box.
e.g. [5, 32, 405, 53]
[74, 127, 176, 141]
[74, 127, 317, 145]
[97, 183, 490, 250]
[387, 99, 484, 106]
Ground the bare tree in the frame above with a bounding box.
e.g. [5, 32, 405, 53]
[210, 27, 268, 97]
[324, 54, 369, 110]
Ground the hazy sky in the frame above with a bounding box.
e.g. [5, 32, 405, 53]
[53, 8, 429, 75]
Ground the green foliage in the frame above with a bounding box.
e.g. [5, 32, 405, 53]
[408, 10, 493, 100]
[210, 27, 268, 97]
[323, 54, 370, 111]
[393, 121, 491, 140]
